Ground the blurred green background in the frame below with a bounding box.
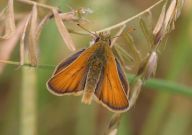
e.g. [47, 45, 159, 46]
[0, 0, 192, 135]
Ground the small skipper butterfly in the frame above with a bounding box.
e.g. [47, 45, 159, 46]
[47, 32, 129, 112]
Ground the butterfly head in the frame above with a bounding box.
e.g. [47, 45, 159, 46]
[94, 32, 111, 46]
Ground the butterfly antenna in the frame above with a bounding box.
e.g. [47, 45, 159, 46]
[111, 35, 121, 39]
[77, 24, 97, 37]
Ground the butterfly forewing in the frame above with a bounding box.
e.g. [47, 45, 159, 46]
[94, 46, 129, 112]
[54, 49, 85, 74]
[47, 45, 99, 95]
[115, 58, 129, 95]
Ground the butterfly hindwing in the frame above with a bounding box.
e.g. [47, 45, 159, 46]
[94, 46, 129, 112]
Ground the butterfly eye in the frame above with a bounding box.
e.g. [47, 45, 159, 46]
[95, 37, 100, 42]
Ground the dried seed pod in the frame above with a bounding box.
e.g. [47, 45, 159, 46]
[138, 51, 158, 79]
[153, 2, 167, 44]
[164, 0, 177, 32]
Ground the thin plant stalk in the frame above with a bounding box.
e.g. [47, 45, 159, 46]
[20, 66, 37, 135]
[96, 0, 164, 33]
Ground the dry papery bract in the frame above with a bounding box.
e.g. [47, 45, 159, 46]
[0, 0, 92, 67]
[28, 4, 38, 66]
[137, 51, 158, 80]
[0, 17, 27, 74]
[26, 6, 92, 65]
[153, 0, 185, 45]
[20, 14, 32, 66]
[20, 4, 43, 66]
[52, 8, 76, 51]
[51, 7, 93, 52]
[21, 5, 77, 66]
[0, 0, 15, 40]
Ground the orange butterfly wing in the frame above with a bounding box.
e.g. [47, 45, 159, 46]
[94, 46, 129, 112]
[54, 49, 85, 75]
[47, 45, 99, 96]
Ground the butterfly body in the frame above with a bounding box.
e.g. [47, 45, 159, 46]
[47, 33, 129, 112]
[82, 42, 108, 104]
